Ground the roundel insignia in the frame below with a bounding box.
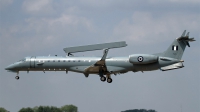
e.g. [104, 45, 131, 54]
[137, 56, 143, 62]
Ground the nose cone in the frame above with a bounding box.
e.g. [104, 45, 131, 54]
[5, 64, 15, 70]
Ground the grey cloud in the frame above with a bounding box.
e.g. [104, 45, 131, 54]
[0, 0, 13, 10]
[22, 0, 54, 15]
[113, 12, 200, 45]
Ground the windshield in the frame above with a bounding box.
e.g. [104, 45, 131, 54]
[18, 58, 26, 62]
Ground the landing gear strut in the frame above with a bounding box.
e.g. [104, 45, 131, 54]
[15, 71, 19, 80]
[99, 69, 113, 83]
[106, 74, 112, 83]
[99, 69, 106, 82]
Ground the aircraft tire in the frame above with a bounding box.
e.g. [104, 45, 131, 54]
[15, 76, 19, 80]
[100, 76, 106, 82]
[107, 78, 112, 83]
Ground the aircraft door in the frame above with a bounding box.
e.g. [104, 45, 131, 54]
[30, 56, 35, 68]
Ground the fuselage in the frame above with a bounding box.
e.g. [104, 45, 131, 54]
[5, 55, 180, 74]
[4, 30, 194, 83]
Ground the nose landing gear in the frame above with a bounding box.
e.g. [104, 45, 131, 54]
[15, 71, 19, 80]
[15, 76, 19, 80]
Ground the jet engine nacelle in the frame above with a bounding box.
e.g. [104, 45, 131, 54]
[129, 54, 158, 64]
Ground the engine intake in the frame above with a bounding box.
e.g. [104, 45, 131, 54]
[129, 54, 158, 64]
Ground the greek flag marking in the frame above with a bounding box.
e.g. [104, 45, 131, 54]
[172, 45, 178, 51]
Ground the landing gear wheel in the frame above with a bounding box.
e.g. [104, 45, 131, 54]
[107, 78, 112, 83]
[15, 76, 19, 80]
[100, 76, 106, 82]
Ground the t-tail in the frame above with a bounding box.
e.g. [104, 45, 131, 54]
[162, 30, 195, 59]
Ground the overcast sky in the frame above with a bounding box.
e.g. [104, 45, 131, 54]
[0, 0, 200, 112]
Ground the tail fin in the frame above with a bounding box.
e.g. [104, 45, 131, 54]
[163, 30, 195, 59]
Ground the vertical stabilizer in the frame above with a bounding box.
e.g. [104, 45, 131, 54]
[163, 30, 195, 59]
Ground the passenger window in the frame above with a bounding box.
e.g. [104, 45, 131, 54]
[53, 60, 55, 62]
[78, 60, 80, 62]
[58, 60, 60, 62]
[48, 60, 50, 62]
[68, 60, 70, 62]
[63, 60, 65, 62]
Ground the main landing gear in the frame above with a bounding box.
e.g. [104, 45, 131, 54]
[107, 78, 112, 83]
[99, 69, 113, 83]
[100, 76, 106, 82]
[99, 72, 113, 83]
[100, 76, 112, 83]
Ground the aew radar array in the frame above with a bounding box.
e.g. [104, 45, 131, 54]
[5, 30, 195, 83]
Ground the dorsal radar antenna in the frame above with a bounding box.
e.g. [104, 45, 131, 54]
[63, 41, 127, 56]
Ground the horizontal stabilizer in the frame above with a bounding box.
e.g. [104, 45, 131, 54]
[177, 31, 196, 41]
[63, 41, 127, 54]
[177, 30, 195, 47]
[181, 30, 186, 37]
[160, 62, 184, 71]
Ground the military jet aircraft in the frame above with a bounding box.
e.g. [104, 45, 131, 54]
[5, 30, 195, 83]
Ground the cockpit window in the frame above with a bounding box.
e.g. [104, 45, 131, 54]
[18, 58, 26, 62]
